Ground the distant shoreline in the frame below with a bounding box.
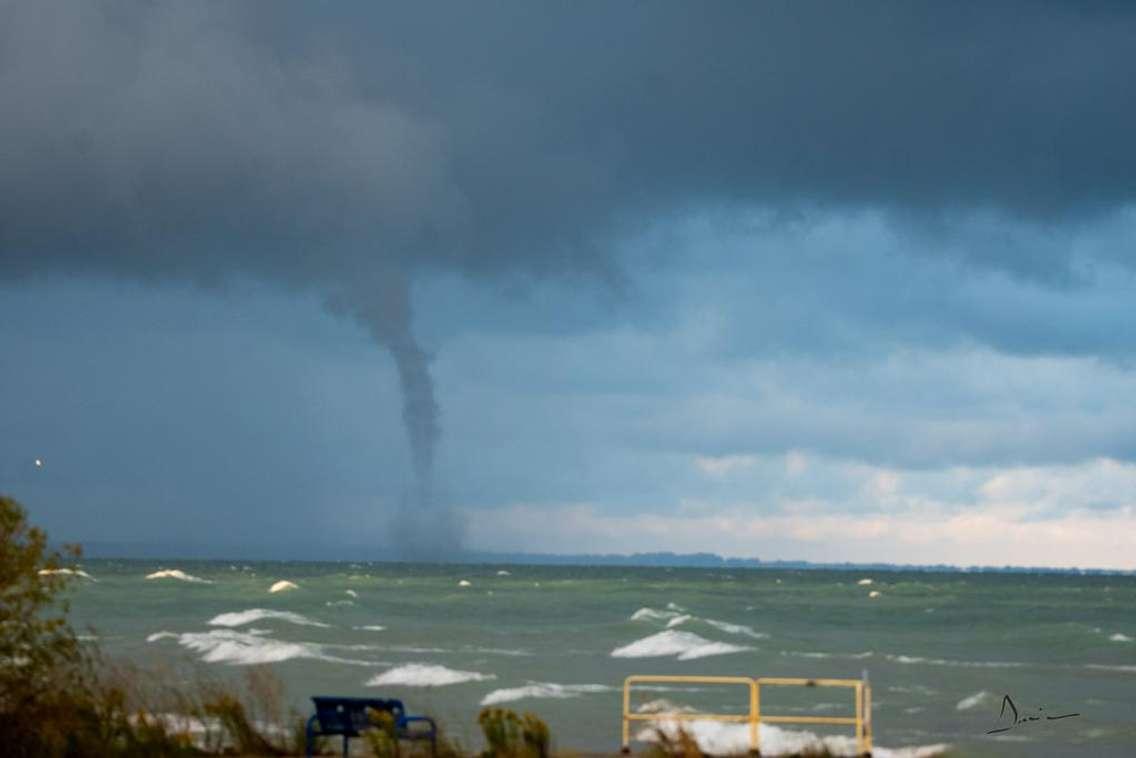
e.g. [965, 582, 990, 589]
[67, 544, 1136, 577]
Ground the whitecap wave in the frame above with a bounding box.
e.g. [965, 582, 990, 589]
[345, 589, 358, 598]
[639, 609, 767, 640]
[1109, 632, 1133, 642]
[630, 607, 682, 622]
[39, 567, 96, 580]
[146, 569, 212, 584]
[356, 625, 386, 632]
[611, 630, 751, 661]
[208, 609, 329, 628]
[268, 580, 298, 593]
[857, 578, 874, 586]
[703, 619, 768, 639]
[365, 663, 494, 687]
[480, 682, 610, 706]
[956, 691, 989, 710]
[638, 719, 948, 757]
[496, 570, 511, 576]
[148, 629, 370, 666]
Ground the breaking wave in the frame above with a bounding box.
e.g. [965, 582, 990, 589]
[365, 663, 495, 687]
[208, 609, 329, 628]
[146, 569, 212, 584]
[480, 682, 611, 706]
[611, 630, 751, 661]
[638, 718, 949, 757]
[630, 607, 683, 622]
[268, 580, 298, 593]
[635, 608, 767, 639]
[956, 691, 990, 710]
[39, 567, 96, 580]
[702, 619, 768, 639]
[147, 629, 370, 666]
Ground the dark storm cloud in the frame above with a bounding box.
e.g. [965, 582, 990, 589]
[2, 1, 1135, 285]
[4, 1, 1136, 557]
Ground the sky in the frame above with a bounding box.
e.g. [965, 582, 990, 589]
[2, 1, 1136, 568]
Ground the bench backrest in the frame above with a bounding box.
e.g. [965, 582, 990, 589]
[311, 696, 406, 736]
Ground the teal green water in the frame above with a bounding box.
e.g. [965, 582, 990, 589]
[67, 561, 1135, 756]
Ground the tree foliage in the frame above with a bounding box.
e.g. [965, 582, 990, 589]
[0, 494, 93, 747]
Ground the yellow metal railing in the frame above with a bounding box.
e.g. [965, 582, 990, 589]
[621, 674, 872, 756]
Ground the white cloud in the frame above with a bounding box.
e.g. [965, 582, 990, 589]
[463, 457, 1136, 569]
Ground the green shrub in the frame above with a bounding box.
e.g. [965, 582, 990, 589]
[477, 707, 549, 758]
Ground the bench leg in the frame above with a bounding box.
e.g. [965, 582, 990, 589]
[306, 714, 319, 758]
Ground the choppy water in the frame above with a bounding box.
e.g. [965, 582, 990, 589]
[66, 561, 1135, 756]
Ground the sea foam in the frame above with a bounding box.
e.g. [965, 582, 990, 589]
[208, 609, 329, 628]
[480, 682, 611, 706]
[886, 654, 1025, 668]
[1085, 663, 1136, 673]
[611, 630, 751, 661]
[365, 663, 495, 687]
[146, 569, 212, 584]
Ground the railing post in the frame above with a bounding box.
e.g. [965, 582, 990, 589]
[855, 681, 864, 756]
[621, 677, 631, 753]
[863, 682, 872, 756]
[751, 678, 761, 755]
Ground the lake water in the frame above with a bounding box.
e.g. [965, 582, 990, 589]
[66, 561, 1135, 756]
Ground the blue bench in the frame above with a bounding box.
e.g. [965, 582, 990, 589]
[305, 696, 437, 757]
